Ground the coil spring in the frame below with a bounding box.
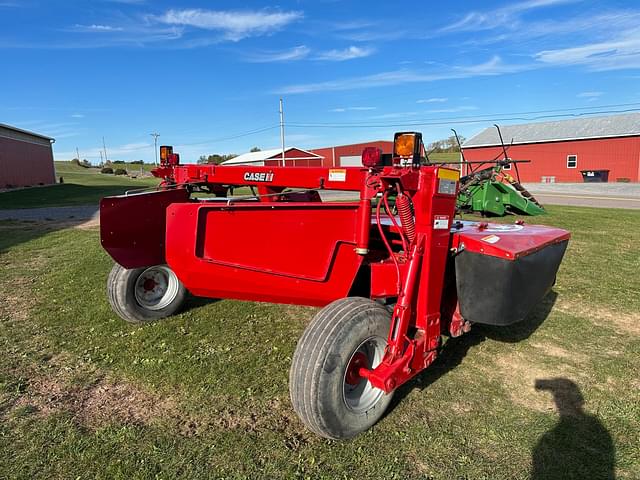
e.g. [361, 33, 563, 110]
[395, 194, 415, 243]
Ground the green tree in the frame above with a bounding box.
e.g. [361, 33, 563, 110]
[197, 153, 238, 165]
[428, 135, 466, 153]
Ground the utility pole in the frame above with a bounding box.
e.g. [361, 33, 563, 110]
[99, 150, 104, 165]
[75, 147, 80, 162]
[279, 98, 285, 167]
[150, 133, 160, 166]
[102, 137, 108, 163]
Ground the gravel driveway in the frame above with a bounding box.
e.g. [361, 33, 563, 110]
[0, 205, 99, 224]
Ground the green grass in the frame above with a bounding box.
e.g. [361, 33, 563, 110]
[0, 162, 159, 209]
[429, 152, 461, 163]
[0, 206, 638, 479]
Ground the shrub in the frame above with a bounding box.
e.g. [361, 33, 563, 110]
[130, 160, 144, 165]
[101, 167, 114, 174]
[114, 168, 128, 176]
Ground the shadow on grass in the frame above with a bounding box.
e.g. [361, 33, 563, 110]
[183, 295, 220, 311]
[0, 217, 97, 254]
[386, 290, 558, 415]
[532, 378, 615, 480]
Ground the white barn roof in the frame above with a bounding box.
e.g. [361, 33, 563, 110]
[222, 147, 322, 166]
[464, 112, 640, 148]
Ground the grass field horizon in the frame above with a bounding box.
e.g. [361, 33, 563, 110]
[1, 155, 463, 210]
[0, 162, 160, 209]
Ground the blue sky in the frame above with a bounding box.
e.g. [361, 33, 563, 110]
[2, 0, 640, 163]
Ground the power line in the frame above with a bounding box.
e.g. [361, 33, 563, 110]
[174, 125, 279, 147]
[286, 103, 640, 129]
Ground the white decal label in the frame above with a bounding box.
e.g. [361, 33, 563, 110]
[328, 169, 347, 182]
[243, 171, 274, 182]
[433, 215, 449, 230]
[481, 235, 500, 244]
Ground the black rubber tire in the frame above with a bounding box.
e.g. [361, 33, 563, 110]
[289, 297, 394, 439]
[107, 263, 187, 324]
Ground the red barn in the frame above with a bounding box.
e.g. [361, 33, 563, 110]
[311, 141, 394, 168]
[463, 113, 640, 183]
[0, 123, 55, 188]
[222, 147, 323, 167]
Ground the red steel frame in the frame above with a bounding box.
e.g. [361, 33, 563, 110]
[102, 153, 571, 400]
[102, 161, 461, 393]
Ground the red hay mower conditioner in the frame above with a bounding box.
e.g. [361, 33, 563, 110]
[100, 132, 570, 439]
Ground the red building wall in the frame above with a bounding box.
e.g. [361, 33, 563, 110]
[263, 148, 323, 167]
[312, 141, 394, 167]
[0, 136, 55, 188]
[463, 136, 640, 182]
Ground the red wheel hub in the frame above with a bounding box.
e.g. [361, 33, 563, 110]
[345, 352, 368, 385]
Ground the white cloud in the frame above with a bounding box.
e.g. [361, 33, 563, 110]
[424, 106, 478, 114]
[71, 113, 85, 118]
[73, 24, 124, 32]
[577, 91, 602, 98]
[330, 106, 377, 112]
[441, 0, 579, 33]
[316, 46, 374, 61]
[535, 28, 640, 71]
[370, 111, 419, 120]
[278, 56, 530, 94]
[156, 9, 303, 41]
[245, 45, 309, 63]
[417, 97, 448, 104]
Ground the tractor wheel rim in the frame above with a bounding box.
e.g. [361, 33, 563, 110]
[134, 265, 179, 311]
[342, 336, 386, 413]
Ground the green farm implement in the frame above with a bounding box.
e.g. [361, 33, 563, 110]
[452, 127, 545, 217]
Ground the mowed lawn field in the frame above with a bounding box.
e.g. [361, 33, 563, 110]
[0, 187, 639, 477]
[0, 162, 158, 209]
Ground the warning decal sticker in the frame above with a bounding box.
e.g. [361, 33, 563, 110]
[433, 215, 449, 230]
[328, 169, 347, 182]
[481, 235, 500, 244]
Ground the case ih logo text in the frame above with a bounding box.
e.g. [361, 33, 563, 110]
[243, 171, 274, 182]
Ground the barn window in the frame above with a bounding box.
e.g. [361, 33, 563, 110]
[567, 155, 578, 168]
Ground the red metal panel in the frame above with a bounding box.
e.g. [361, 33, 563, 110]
[0, 137, 55, 187]
[451, 221, 571, 260]
[100, 189, 190, 268]
[464, 136, 640, 182]
[171, 164, 368, 190]
[165, 202, 363, 306]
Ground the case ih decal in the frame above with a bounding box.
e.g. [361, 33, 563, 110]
[243, 171, 274, 182]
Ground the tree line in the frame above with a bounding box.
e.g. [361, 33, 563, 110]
[197, 147, 260, 165]
[427, 135, 466, 153]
